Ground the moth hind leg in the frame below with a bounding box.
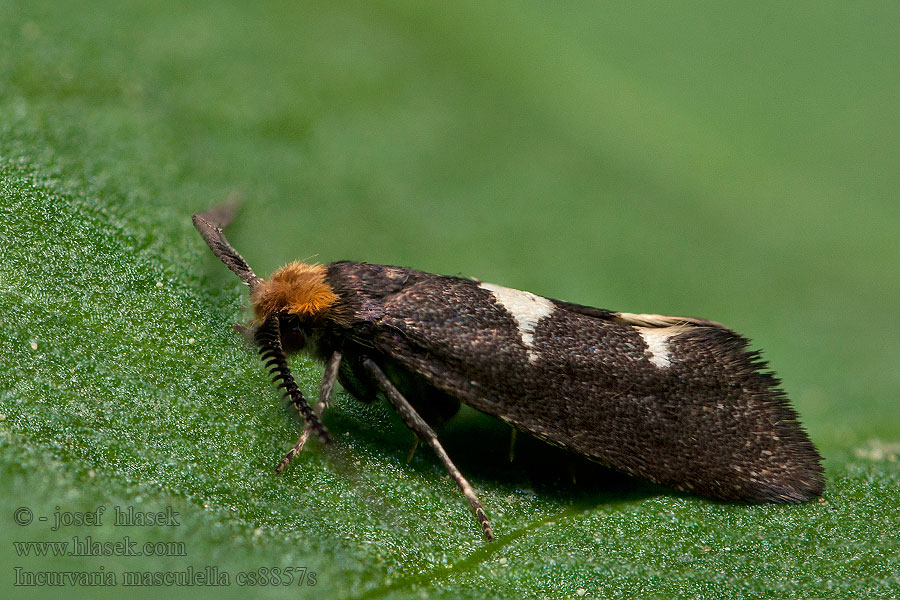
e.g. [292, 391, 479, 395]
[383, 361, 460, 465]
[361, 357, 494, 542]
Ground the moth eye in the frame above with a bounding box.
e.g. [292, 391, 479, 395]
[279, 317, 306, 354]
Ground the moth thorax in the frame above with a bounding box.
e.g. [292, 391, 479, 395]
[251, 261, 338, 322]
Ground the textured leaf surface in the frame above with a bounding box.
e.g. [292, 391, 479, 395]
[2, 2, 898, 598]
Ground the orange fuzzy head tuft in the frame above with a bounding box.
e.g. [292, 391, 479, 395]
[251, 262, 339, 322]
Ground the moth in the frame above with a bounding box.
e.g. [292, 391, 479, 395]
[193, 205, 824, 541]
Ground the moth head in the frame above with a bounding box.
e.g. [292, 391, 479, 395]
[250, 261, 339, 324]
[193, 207, 336, 355]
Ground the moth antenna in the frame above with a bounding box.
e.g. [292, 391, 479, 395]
[255, 315, 330, 445]
[276, 351, 342, 473]
[192, 203, 263, 289]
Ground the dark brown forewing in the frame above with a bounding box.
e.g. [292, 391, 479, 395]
[365, 274, 823, 503]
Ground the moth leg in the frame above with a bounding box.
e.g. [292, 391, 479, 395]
[362, 358, 494, 541]
[276, 351, 342, 474]
[508, 428, 517, 463]
[406, 439, 419, 463]
[256, 315, 330, 444]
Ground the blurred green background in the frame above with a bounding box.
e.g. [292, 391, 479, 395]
[1, 1, 898, 598]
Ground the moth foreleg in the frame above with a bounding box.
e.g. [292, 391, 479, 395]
[361, 358, 494, 541]
[275, 351, 342, 474]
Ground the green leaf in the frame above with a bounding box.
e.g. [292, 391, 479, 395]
[2, 1, 898, 598]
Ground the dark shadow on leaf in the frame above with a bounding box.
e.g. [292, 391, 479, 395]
[314, 398, 666, 507]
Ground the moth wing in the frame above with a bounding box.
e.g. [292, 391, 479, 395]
[371, 276, 824, 503]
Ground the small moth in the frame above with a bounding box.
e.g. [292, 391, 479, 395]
[193, 205, 824, 541]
